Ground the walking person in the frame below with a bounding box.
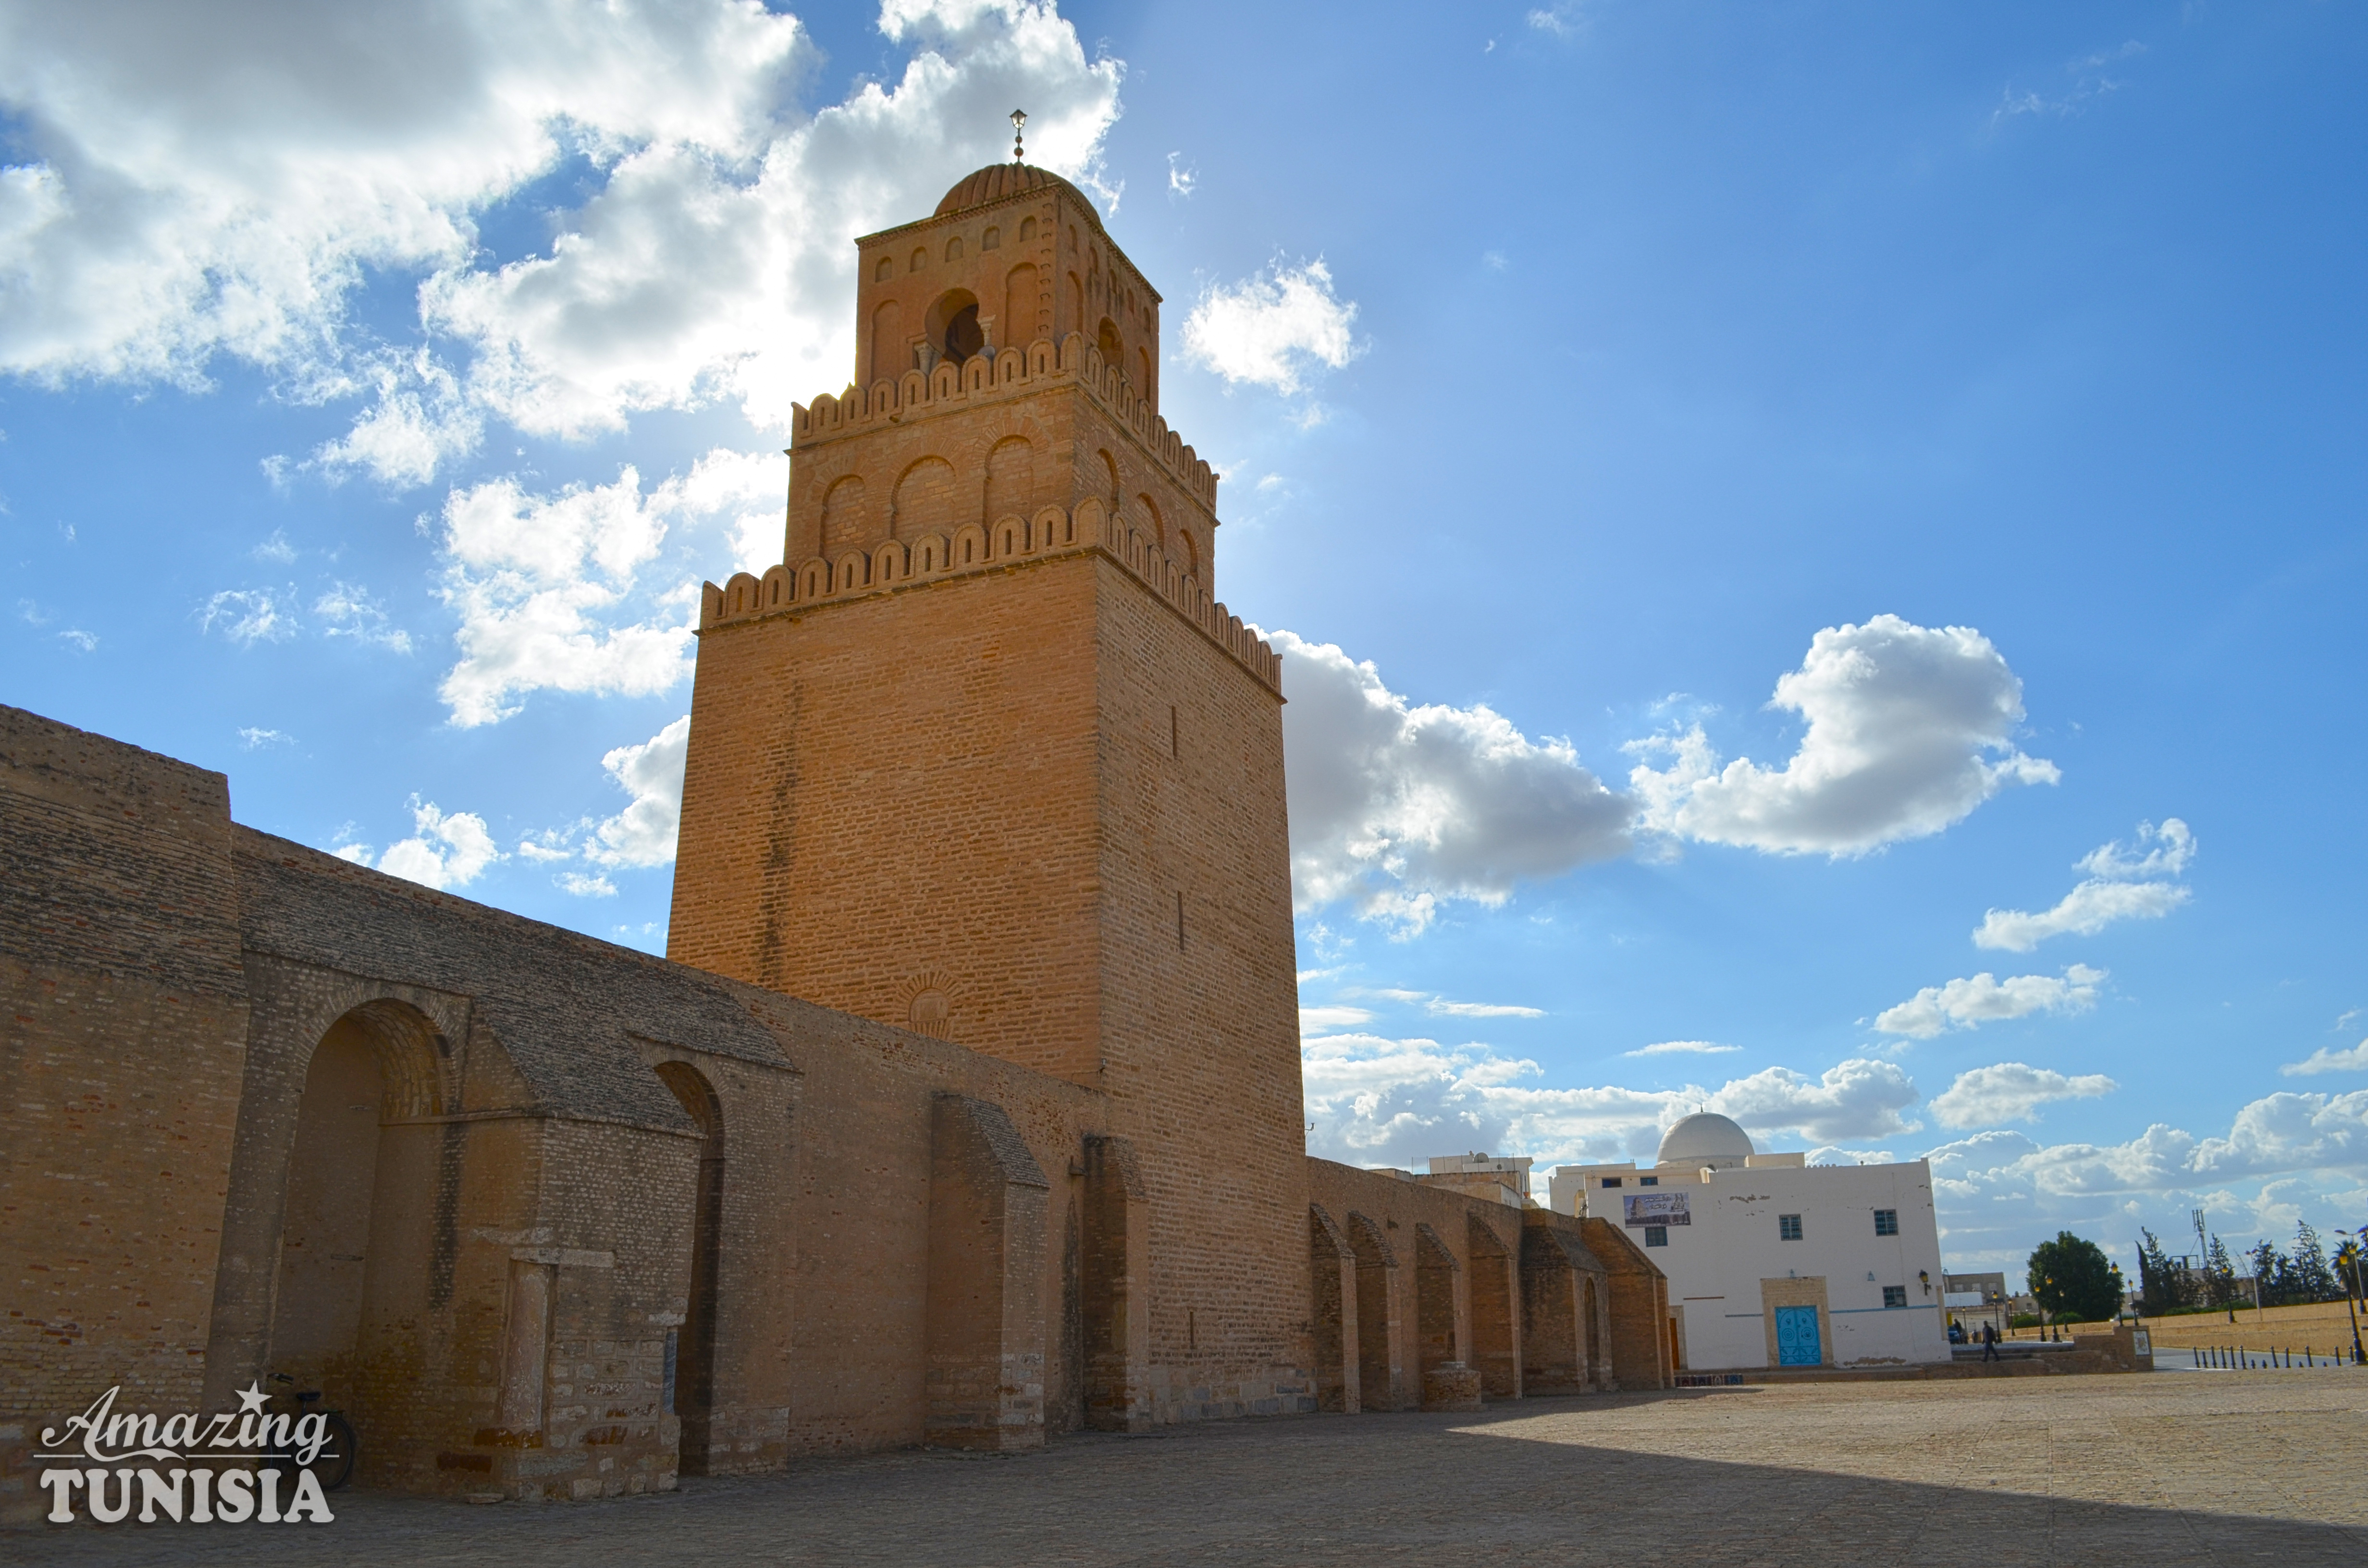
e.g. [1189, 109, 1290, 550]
[1982, 1321, 2002, 1362]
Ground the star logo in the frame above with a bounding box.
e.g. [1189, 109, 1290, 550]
[237, 1381, 269, 1414]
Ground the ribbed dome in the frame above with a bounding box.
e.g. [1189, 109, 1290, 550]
[1657, 1113, 1754, 1164]
[936, 162, 1082, 216]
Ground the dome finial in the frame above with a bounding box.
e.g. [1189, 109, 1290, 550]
[1010, 109, 1027, 163]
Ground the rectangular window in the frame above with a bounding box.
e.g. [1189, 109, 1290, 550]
[1779, 1214, 1803, 1240]
[1644, 1225, 1668, 1248]
[1600, 1177, 1623, 1188]
[1639, 1176, 1659, 1187]
[1874, 1209, 1899, 1237]
[1883, 1286, 1908, 1309]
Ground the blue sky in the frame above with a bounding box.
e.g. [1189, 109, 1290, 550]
[5, 1, 2364, 1286]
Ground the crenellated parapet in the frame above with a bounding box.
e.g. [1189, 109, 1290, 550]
[698, 493, 1281, 694]
[791, 332, 1218, 511]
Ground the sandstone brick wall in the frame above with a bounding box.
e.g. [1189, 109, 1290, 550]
[0, 706, 252, 1519]
[674, 527, 1312, 1425]
[670, 554, 1107, 1085]
[1091, 561, 1311, 1421]
[1306, 1161, 1530, 1410]
[1582, 1216, 1674, 1392]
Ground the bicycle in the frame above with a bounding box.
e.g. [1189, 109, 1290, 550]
[262, 1373, 357, 1492]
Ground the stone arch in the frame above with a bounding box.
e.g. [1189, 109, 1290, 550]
[981, 225, 999, 251]
[821, 473, 869, 553]
[1096, 449, 1121, 511]
[893, 456, 960, 541]
[1413, 1223, 1459, 1404]
[910, 246, 927, 273]
[654, 1061, 726, 1474]
[1173, 525, 1200, 584]
[1309, 1204, 1360, 1414]
[944, 235, 963, 262]
[985, 436, 1035, 527]
[1097, 316, 1123, 366]
[1068, 271, 1084, 337]
[1134, 491, 1165, 551]
[874, 256, 892, 282]
[1583, 1275, 1603, 1390]
[1467, 1215, 1519, 1398]
[1019, 215, 1036, 242]
[264, 998, 448, 1479]
[870, 299, 903, 386]
[925, 288, 983, 367]
[1345, 1211, 1399, 1411]
[1004, 263, 1039, 351]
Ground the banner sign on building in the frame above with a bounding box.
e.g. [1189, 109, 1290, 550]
[1622, 1191, 1690, 1226]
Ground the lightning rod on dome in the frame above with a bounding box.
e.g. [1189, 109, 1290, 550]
[1011, 109, 1027, 162]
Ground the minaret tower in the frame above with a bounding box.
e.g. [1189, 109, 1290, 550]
[670, 142, 1307, 1421]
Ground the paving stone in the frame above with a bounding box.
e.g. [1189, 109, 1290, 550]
[19, 1373, 2367, 1565]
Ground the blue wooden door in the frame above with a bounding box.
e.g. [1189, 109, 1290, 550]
[1775, 1305, 1822, 1366]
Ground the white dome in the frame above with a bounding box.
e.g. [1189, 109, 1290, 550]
[1657, 1113, 1754, 1164]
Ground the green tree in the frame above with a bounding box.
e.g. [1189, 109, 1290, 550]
[2205, 1236, 2239, 1307]
[2247, 1239, 2285, 1306]
[2136, 1227, 2190, 1314]
[2028, 1231, 2120, 1323]
[2291, 1222, 2340, 1302]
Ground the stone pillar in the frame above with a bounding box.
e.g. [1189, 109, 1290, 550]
[925, 1094, 1050, 1450]
[1080, 1133, 1152, 1431]
[1308, 1205, 1360, 1413]
[1345, 1213, 1402, 1410]
[1520, 1213, 1606, 1395]
[1466, 1214, 1522, 1399]
[1581, 1216, 1673, 1391]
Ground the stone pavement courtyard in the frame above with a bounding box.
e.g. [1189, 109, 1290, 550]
[21, 1372, 2368, 1566]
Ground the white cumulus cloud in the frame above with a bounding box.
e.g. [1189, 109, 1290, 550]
[1181, 259, 1360, 395]
[586, 714, 691, 868]
[1628, 614, 2057, 856]
[0, 0, 1123, 480]
[1875, 964, 2104, 1039]
[1973, 879, 2189, 952]
[1973, 818, 2195, 951]
[434, 448, 777, 726]
[1929, 1062, 2118, 1128]
[2282, 1040, 2368, 1078]
[360, 796, 503, 892]
[1303, 1034, 1915, 1174]
[1626, 1041, 1741, 1057]
[1272, 630, 1631, 935]
[1928, 1089, 2368, 1200]
[2077, 816, 2194, 880]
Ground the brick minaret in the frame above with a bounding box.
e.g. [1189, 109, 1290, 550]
[670, 160, 1309, 1418]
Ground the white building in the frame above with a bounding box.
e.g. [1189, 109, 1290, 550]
[1548, 1114, 1949, 1371]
